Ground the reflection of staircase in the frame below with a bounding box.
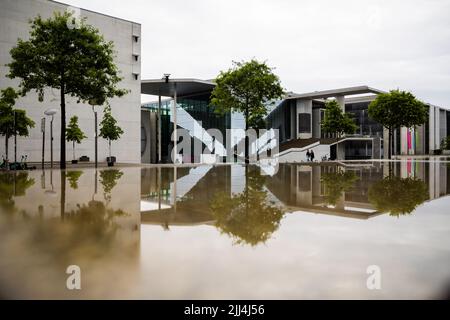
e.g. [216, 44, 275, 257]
[170, 165, 213, 204]
[170, 104, 226, 156]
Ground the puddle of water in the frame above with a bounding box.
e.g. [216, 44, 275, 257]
[1, 161, 450, 299]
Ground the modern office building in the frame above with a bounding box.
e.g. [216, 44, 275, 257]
[0, 0, 141, 163]
[141, 82, 450, 163]
[268, 86, 450, 161]
[141, 78, 246, 164]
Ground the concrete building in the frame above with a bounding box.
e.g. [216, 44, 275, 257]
[0, 0, 141, 164]
[267, 86, 450, 161]
[141, 82, 449, 163]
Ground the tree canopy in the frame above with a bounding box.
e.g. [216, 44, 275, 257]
[368, 90, 428, 157]
[321, 100, 357, 138]
[211, 60, 284, 163]
[99, 106, 123, 142]
[0, 87, 35, 161]
[210, 167, 285, 246]
[211, 59, 284, 129]
[7, 11, 128, 168]
[320, 169, 359, 206]
[368, 176, 428, 216]
[66, 116, 87, 144]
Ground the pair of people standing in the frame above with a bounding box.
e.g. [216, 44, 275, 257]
[306, 150, 315, 162]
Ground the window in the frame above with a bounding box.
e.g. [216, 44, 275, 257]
[298, 113, 311, 133]
[133, 54, 139, 62]
[133, 35, 139, 43]
[133, 73, 139, 80]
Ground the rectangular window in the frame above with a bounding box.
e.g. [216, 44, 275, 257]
[298, 113, 311, 133]
[133, 54, 139, 62]
[133, 73, 139, 80]
[133, 35, 139, 43]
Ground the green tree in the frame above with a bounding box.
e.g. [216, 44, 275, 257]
[0, 87, 35, 164]
[7, 11, 128, 169]
[99, 106, 123, 159]
[66, 116, 87, 161]
[440, 136, 450, 150]
[368, 90, 428, 159]
[99, 169, 123, 203]
[320, 169, 359, 206]
[0, 172, 35, 212]
[210, 166, 284, 246]
[211, 59, 284, 163]
[321, 100, 358, 138]
[368, 176, 428, 216]
[66, 170, 83, 189]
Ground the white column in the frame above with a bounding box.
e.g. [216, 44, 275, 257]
[172, 83, 178, 163]
[158, 94, 162, 163]
[429, 106, 435, 153]
[296, 99, 313, 139]
[336, 95, 345, 112]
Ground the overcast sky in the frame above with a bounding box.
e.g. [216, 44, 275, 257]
[63, 0, 450, 107]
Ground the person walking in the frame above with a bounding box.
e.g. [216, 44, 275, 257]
[306, 150, 311, 162]
[310, 150, 315, 162]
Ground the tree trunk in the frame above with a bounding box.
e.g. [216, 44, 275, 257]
[388, 127, 392, 160]
[60, 81, 66, 169]
[5, 133, 9, 170]
[73, 141, 75, 161]
[245, 100, 249, 164]
[5, 133, 9, 162]
[60, 170, 66, 220]
[109, 139, 112, 158]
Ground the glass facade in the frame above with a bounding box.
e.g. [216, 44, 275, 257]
[141, 94, 230, 163]
[345, 102, 383, 137]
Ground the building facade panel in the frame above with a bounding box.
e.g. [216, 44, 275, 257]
[0, 0, 141, 163]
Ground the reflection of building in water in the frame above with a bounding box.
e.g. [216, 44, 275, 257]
[265, 163, 385, 219]
[141, 162, 450, 227]
[390, 161, 450, 200]
[141, 166, 232, 227]
[0, 168, 141, 298]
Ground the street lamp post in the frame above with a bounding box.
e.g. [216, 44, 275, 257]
[44, 109, 57, 169]
[13, 110, 17, 163]
[41, 117, 46, 170]
[92, 105, 98, 168]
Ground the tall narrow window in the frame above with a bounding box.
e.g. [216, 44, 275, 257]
[298, 113, 311, 133]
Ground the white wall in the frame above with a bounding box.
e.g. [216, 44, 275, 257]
[0, 0, 141, 163]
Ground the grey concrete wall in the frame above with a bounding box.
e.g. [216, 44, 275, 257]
[440, 109, 447, 147]
[312, 108, 321, 139]
[0, 0, 141, 163]
[336, 142, 345, 160]
[429, 106, 435, 152]
[296, 99, 312, 139]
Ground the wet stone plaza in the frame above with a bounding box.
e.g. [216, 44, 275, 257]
[1, 160, 450, 299]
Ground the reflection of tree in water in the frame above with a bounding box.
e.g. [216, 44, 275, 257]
[13, 171, 129, 266]
[320, 169, 358, 206]
[64, 200, 127, 244]
[0, 172, 35, 213]
[99, 169, 123, 203]
[368, 176, 428, 216]
[210, 166, 284, 246]
[66, 170, 83, 189]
